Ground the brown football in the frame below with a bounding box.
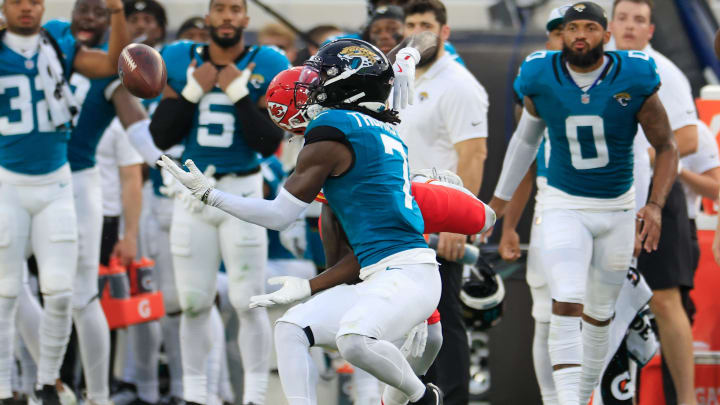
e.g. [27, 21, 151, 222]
[118, 43, 167, 99]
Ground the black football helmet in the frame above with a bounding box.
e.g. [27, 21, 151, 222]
[460, 256, 505, 330]
[295, 38, 394, 114]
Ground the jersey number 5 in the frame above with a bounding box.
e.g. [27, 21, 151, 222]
[380, 134, 413, 209]
[565, 115, 609, 170]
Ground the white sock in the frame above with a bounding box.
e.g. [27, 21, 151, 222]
[274, 322, 318, 405]
[181, 309, 212, 404]
[533, 321, 559, 405]
[160, 315, 183, 398]
[38, 293, 73, 386]
[548, 315, 581, 405]
[74, 299, 111, 403]
[131, 321, 162, 403]
[0, 296, 17, 398]
[237, 306, 271, 405]
[579, 320, 610, 404]
[206, 307, 224, 402]
[336, 334, 425, 403]
[552, 368, 580, 405]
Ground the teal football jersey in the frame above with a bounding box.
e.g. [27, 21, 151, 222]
[516, 50, 660, 198]
[163, 41, 290, 174]
[45, 20, 119, 172]
[0, 23, 78, 174]
[306, 109, 427, 267]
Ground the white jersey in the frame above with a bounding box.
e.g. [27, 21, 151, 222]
[680, 121, 720, 219]
[96, 118, 143, 217]
[630, 44, 699, 205]
[397, 53, 489, 173]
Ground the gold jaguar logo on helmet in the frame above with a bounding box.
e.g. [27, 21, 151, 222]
[573, 4, 586, 12]
[337, 46, 381, 69]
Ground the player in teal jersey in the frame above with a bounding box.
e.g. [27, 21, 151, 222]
[0, 0, 130, 403]
[488, 3, 678, 405]
[31, 4, 152, 404]
[148, 1, 290, 404]
[160, 38, 444, 405]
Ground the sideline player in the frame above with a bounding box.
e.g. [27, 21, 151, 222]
[148, 1, 289, 403]
[160, 38, 453, 405]
[0, 0, 129, 402]
[488, 3, 678, 405]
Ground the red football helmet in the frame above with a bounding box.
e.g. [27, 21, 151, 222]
[265, 66, 311, 135]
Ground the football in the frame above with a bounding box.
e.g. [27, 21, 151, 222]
[118, 43, 167, 99]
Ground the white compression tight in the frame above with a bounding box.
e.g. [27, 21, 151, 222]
[381, 321, 444, 405]
[206, 306, 225, 405]
[274, 322, 319, 405]
[336, 334, 426, 403]
[129, 321, 162, 403]
[181, 307, 213, 404]
[0, 296, 18, 398]
[160, 314, 183, 398]
[73, 299, 111, 403]
[236, 306, 271, 405]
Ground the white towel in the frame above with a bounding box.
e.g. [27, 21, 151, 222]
[36, 31, 78, 128]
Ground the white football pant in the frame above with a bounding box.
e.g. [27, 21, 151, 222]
[170, 172, 269, 405]
[0, 164, 77, 395]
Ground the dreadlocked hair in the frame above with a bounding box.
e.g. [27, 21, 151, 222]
[330, 104, 401, 125]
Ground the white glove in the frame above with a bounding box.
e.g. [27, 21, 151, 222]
[158, 166, 183, 199]
[157, 155, 214, 203]
[249, 276, 311, 308]
[400, 320, 428, 358]
[392, 47, 420, 110]
[279, 218, 307, 258]
[180, 166, 217, 212]
[410, 168, 464, 187]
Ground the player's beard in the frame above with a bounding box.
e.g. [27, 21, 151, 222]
[210, 25, 243, 49]
[416, 34, 442, 68]
[562, 41, 604, 69]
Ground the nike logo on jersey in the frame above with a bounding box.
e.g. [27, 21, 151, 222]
[385, 267, 401, 271]
[59, 182, 69, 188]
[241, 191, 254, 197]
[471, 121, 482, 127]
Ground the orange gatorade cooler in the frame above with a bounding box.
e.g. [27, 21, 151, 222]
[99, 258, 165, 329]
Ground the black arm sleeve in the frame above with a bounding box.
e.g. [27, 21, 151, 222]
[149, 96, 198, 150]
[234, 96, 284, 157]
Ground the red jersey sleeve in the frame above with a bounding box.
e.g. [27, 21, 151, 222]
[411, 182, 490, 235]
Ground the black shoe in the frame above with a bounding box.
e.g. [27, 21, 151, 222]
[34, 385, 61, 405]
[185, 402, 203, 405]
[412, 383, 443, 405]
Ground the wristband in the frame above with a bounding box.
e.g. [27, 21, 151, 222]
[181, 75, 204, 103]
[225, 75, 250, 103]
[397, 47, 421, 65]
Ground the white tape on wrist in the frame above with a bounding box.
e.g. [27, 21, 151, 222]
[225, 76, 249, 103]
[181, 76, 204, 103]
